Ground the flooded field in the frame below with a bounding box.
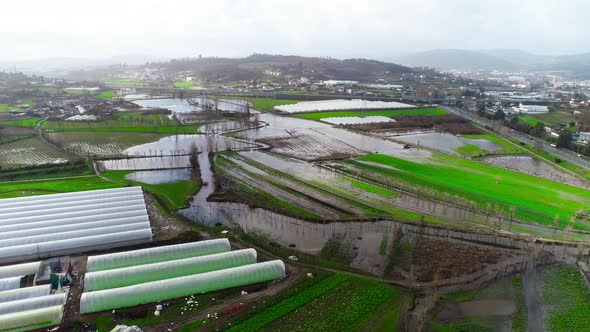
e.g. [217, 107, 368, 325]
[391, 132, 501, 155]
[461, 137, 501, 152]
[429, 264, 590, 331]
[134, 97, 254, 114]
[259, 131, 365, 161]
[483, 155, 586, 187]
[392, 132, 465, 154]
[125, 169, 191, 184]
[180, 153, 395, 274]
[199, 119, 262, 135]
[190, 97, 254, 113]
[0, 137, 73, 169]
[45, 131, 165, 158]
[124, 134, 259, 156]
[240, 113, 431, 162]
[133, 98, 199, 113]
[97, 156, 191, 171]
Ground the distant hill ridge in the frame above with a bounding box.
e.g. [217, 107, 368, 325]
[147, 53, 414, 81]
[394, 48, 590, 78]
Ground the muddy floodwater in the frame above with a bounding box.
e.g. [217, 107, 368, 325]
[97, 156, 191, 171]
[180, 152, 396, 274]
[133, 98, 254, 114]
[133, 98, 200, 113]
[393, 132, 464, 154]
[125, 169, 191, 184]
[483, 155, 586, 187]
[124, 134, 259, 156]
[391, 132, 501, 154]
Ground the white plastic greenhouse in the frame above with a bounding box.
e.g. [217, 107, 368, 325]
[0, 285, 50, 304]
[84, 248, 257, 291]
[86, 238, 231, 272]
[0, 293, 66, 315]
[0, 229, 153, 263]
[0, 187, 152, 264]
[0, 261, 40, 278]
[0, 276, 21, 291]
[0, 305, 64, 331]
[80, 260, 285, 313]
[273, 99, 416, 113]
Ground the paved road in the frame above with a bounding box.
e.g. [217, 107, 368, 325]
[441, 105, 590, 170]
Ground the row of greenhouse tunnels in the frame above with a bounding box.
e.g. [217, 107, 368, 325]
[0, 188, 286, 331]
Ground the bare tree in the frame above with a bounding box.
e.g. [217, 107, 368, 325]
[189, 143, 199, 170]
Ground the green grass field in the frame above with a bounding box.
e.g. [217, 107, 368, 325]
[42, 112, 199, 133]
[245, 98, 299, 111]
[173, 81, 197, 88]
[531, 111, 576, 126]
[0, 176, 119, 199]
[455, 142, 487, 157]
[97, 91, 119, 100]
[0, 135, 32, 145]
[0, 104, 19, 112]
[341, 176, 395, 197]
[517, 116, 540, 126]
[17, 99, 35, 107]
[102, 170, 199, 211]
[349, 153, 590, 229]
[228, 274, 400, 332]
[0, 162, 93, 182]
[293, 108, 446, 121]
[0, 118, 42, 127]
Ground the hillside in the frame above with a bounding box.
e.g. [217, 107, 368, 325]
[145, 54, 414, 82]
[394, 48, 590, 77]
[394, 49, 518, 71]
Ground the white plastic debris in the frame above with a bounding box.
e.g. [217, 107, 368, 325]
[110, 325, 142, 332]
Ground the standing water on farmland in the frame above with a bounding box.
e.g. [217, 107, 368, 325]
[125, 169, 192, 184]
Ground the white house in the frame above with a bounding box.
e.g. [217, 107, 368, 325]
[512, 103, 549, 114]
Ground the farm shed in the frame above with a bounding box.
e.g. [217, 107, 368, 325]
[80, 260, 286, 314]
[0, 187, 152, 264]
[86, 238, 231, 272]
[84, 248, 258, 291]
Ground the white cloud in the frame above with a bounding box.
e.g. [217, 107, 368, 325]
[0, 0, 589, 61]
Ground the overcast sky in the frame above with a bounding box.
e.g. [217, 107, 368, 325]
[1, 0, 588, 62]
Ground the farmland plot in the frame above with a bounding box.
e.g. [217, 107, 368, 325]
[483, 155, 586, 187]
[98, 156, 191, 171]
[230, 274, 401, 332]
[0, 137, 73, 169]
[259, 131, 365, 161]
[45, 131, 165, 158]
